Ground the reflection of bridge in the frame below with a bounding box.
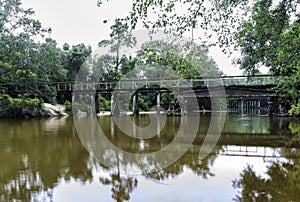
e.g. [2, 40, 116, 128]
[219, 145, 298, 159]
[1, 75, 282, 114]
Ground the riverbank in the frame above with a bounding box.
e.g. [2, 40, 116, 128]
[0, 93, 69, 118]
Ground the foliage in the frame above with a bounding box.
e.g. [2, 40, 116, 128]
[289, 100, 300, 116]
[0, 0, 67, 102]
[98, 0, 300, 112]
[233, 161, 300, 201]
[236, 0, 299, 75]
[235, 0, 300, 110]
[0, 0, 51, 36]
[98, 95, 111, 111]
[97, 0, 252, 49]
[100, 173, 138, 202]
[92, 35, 224, 111]
[62, 43, 92, 81]
[288, 121, 300, 136]
[0, 93, 45, 117]
[0, 34, 67, 102]
[136, 40, 223, 78]
[98, 18, 136, 72]
[64, 100, 72, 113]
[0, 0, 94, 106]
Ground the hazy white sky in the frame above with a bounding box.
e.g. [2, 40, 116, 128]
[22, 0, 244, 75]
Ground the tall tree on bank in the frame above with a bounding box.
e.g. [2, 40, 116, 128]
[235, 0, 300, 110]
[62, 43, 92, 82]
[0, 0, 60, 102]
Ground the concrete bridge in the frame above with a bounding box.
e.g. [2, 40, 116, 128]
[0, 75, 282, 115]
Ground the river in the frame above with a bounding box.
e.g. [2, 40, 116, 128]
[0, 112, 299, 201]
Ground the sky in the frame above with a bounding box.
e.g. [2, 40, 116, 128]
[22, 0, 244, 76]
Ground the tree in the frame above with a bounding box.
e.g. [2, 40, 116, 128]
[0, 34, 67, 102]
[98, 18, 136, 72]
[0, 0, 51, 36]
[236, 1, 300, 111]
[98, 0, 300, 112]
[98, 0, 263, 50]
[233, 161, 300, 201]
[37, 38, 67, 83]
[235, 0, 298, 75]
[62, 43, 92, 81]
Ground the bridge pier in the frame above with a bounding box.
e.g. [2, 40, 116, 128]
[95, 94, 99, 114]
[227, 98, 270, 112]
[241, 100, 244, 111]
[132, 93, 139, 116]
[111, 93, 120, 116]
[156, 93, 161, 115]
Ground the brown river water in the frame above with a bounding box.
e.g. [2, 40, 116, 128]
[0, 112, 299, 201]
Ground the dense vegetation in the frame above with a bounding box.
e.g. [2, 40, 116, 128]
[98, 0, 300, 115]
[0, 0, 224, 116]
[1, 0, 299, 115]
[0, 93, 45, 117]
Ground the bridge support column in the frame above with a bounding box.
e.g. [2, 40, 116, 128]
[257, 100, 261, 109]
[241, 100, 244, 111]
[133, 93, 139, 116]
[89, 94, 95, 114]
[156, 116, 161, 137]
[95, 94, 99, 114]
[111, 117, 115, 137]
[111, 93, 120, 116]
[156, 93, 161, 115]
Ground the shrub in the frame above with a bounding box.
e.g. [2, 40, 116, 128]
[98, 95, 111, 111]
[289, 101, 300, 116]
[64, 100, 72, 113]
[0, 93, 44, 117]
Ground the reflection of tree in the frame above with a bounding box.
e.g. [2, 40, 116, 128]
[233, 158, 300, 201]
[98, 141, 138, 202]
[269, 117, 294, 136]
[288, 119, 300, 144]
[0, 118, 92, 201]
[100, 173, 138, 202]
[145, 145, 220, 181]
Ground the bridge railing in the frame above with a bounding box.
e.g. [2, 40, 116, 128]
[0, 75, 283, 93]
[221, 76, 283, 86]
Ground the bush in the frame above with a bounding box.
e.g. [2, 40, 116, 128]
[98, 95, 111, 111]
[0, 93, 44, 117]
[64, 100, 72, 113]
[289, 101, 300, 116]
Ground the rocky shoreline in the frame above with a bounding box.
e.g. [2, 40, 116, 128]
[0, 103, 69, 118]
[42, 103, 69, 117]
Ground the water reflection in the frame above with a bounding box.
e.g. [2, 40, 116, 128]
[0, 114, 299, 201]
[99, 173, 138, 202]
[233, 158, 300, 201]
[0, 118, 92, 201]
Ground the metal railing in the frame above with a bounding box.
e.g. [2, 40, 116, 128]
[0, 75, 283, 93]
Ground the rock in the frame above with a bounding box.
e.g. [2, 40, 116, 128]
[42, 103, 69, 117]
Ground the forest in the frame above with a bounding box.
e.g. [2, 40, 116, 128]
[0, 0, 299, 116]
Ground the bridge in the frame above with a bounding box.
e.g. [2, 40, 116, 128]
[0, 75, 282, 115]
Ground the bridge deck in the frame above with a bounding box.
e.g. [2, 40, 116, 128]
[0, 75, 282, 98]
